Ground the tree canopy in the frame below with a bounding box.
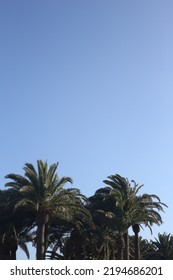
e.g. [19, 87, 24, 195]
[0, 161, 168, 260]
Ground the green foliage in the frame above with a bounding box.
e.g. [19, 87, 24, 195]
[0, 165, 168, 260]
[4, 160, 92, 259]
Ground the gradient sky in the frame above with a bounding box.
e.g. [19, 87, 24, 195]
[0, 0, 173, 259]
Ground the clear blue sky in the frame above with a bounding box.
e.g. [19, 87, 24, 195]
[0, 0, 173, 259]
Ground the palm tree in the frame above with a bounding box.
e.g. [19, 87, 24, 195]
[0, 189, 32, 259]
[147, 233, 173, 260]
[102, 175, 141, 259]
[129, 235, 155, 260]
[87, 184, 130, 260]
[45, 207, 94, 260]
[87, 187, 119, 259]
[5, 160, 92, 260]
[132, 193, 167, 259]
[102, 174, 167, 260]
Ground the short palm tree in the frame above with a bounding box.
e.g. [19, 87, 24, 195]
[5, 160, 91, 259]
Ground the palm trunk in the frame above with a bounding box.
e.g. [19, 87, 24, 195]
[36, 221, 46, 260]
[117, 233, 125, 260]
[36, 212, 49, 260]
[134, 231, 140, 260]
[0, 244, 11, 260]
[132, 224, 140, 260]
[10, 243, 17, 260]
[123, 231, 129, 260]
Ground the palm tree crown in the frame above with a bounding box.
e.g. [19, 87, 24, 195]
[5, 160, 91, 259]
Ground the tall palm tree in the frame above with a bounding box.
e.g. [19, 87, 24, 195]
[103, 174, 167, 260]
[132, 192, 167, 259]
[5, 160, 92, 260]
[102, 175, 140, 259]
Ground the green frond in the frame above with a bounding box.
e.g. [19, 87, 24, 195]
[14, 199, 37, 212]
[5, 174, 30, 190]
[46, 162, 59, 185]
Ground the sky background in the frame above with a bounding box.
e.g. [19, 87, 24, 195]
[0, 0, 173, 259]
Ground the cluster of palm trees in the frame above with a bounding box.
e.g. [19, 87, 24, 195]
[0, 160, 170, 260]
